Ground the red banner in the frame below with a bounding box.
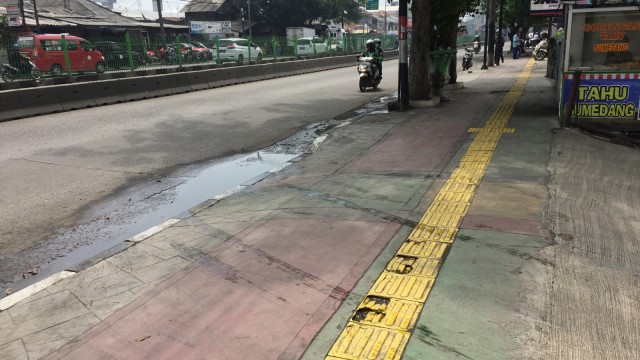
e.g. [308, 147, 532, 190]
[399, 16, 407, 40]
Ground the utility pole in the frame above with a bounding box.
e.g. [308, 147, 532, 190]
[247, 0, 252, 39]
[384, 0, 387, 36]
[155, 0, 166, 43]
[398, 0, 409, 111]
[18, 0, 27, 31]
[481, 8, 488, 70]
[488, 0, 495, 67]
[33, 0, 41, 33]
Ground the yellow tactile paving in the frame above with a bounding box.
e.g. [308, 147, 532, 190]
[352, 296, 423, 331]
[397, 240, 449, 259]
[408, 225, 457, 243]
[325, 59, 535, 359]
[386, 256, 441, 279]
[426, 202, 469, 216]
[327, 323, 410, 360]
[368, 272, 435, 302]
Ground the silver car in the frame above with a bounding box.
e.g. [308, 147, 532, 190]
[217, 38, 264, 63]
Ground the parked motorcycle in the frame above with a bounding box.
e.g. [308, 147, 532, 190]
[533, 38, 549, 61]
[462, 48, 474, 71]
[473, 40, 481, 54]
[1, 57, 41, 82]
[357, 56, 381, 92]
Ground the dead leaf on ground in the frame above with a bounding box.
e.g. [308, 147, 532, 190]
[29, 267, 39, 275]
[5, 288, 13, 296]
[135, 335, 151, 342]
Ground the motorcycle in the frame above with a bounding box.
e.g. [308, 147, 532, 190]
[357, 56, 381, 92]
[533, 38, 549, 61]
[462, 48, 474, 71]
[473, 40, 481, 54]
[1, 57, 41, 82]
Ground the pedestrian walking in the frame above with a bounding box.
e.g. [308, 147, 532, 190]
[512, 31, 520, 59]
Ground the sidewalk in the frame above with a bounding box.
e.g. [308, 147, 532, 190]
[1, 56, 638, 360]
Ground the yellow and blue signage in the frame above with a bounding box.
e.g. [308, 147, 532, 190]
[563, 73, 640, 120]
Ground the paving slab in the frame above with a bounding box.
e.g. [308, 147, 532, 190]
[402, 229, 551, 360]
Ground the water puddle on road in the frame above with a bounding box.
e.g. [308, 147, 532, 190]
[5, 96, 396, 293]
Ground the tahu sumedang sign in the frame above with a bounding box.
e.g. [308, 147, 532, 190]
[563, 73, 640, 120]
[530, 1, 563, 16]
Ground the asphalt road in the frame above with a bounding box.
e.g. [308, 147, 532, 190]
[0, 60, 400, 290]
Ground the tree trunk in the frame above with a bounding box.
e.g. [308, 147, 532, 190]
[409, 0, 430, 101]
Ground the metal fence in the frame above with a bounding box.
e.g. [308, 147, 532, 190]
[0, 33, 399, 83]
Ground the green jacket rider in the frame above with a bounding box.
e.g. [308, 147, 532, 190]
[361, 40, 382, 78]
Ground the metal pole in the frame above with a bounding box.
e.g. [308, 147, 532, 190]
[384, 0, 387, 36]
[156, 0, 166, 43]
[398, 0, 409, 111]
[481, 9, 489, 70]
[18, 0, 27, 30]
[33, 0, 41, 33]
[562, 70, 582, 128]
[248, 0, 252, 39]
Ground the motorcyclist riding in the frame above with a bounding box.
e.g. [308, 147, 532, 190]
[373, 38, 383, 78]
[361, 39, 381, 80]
[472, 34, 482, 54]
[7, 44, 34, 74]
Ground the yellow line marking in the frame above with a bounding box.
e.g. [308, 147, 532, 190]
[326, 58, 536, 360]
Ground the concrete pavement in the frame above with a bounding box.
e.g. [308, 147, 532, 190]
[1, 55, 639, 360]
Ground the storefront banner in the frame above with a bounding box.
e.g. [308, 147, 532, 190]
[190, 21, 225, 34]
[5, 4, 21, 26]
[530, 1, 563, 16]
[577, 0, 640, 7]
[563, 74, 640, 120]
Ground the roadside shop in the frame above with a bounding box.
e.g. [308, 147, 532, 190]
[561, 1, 640, 130]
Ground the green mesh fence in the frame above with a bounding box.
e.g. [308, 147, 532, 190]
[1, 33, 401, 82]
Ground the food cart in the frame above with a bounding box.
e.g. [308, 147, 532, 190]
[561, 1, 640, 131]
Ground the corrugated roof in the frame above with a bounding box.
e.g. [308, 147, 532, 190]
[180, 0, 226, 13]
[0, 0, 188, 28]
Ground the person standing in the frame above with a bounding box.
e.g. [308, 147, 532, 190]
[512, 31, 520, 59]
[495, 31, 505, 65]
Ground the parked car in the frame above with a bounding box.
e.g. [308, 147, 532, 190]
[93, 41, 145, 68]
[217, 38, 263, 63]
[188, 41, 213, 60]
[16, 34, 106, 75]
[296, 36, 328, 55]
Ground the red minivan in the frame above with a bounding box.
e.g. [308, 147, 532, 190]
[16, 34, 106, 75]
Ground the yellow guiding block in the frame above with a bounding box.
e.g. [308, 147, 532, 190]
[352, 295, 423, 331]
[325, 58, 536, 360]
[328, 323, 410, 360]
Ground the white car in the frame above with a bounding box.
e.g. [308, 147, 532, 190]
[296, 37, 328, 55]
[217, 38, 263, 63]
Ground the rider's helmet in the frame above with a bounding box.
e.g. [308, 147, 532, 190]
[373, 38, 381, 48]
[366, 39, 375, 52]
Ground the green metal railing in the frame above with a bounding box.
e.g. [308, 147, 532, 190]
[1, 33, 400, 82]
